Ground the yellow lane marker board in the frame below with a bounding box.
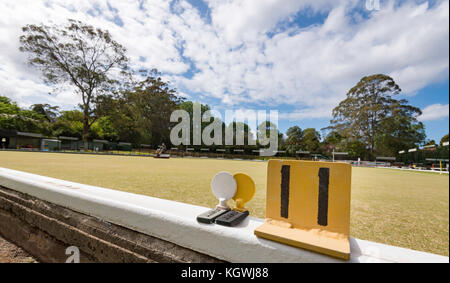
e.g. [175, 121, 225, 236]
[254, 160, 352, 260]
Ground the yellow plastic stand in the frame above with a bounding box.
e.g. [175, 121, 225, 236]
[232, 173, 256, 212]
[254, 160, 352, 260]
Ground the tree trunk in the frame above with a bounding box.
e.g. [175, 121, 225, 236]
[82, 110, 89, 150]
[370, 139, 375, 161]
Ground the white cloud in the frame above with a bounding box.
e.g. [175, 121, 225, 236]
[0, 0, 448, 121]
[419, 103, 449, 121]
[278, 105, 334, 121]
[176, 0, 449, 115]
[205, 0, 338, 45]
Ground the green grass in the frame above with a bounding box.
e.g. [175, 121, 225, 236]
[0, 151, 448, 256]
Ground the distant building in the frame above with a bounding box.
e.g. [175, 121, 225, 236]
[0, 129, 42, 149]
[59, 136, 79, 150]
[1, 129, 136, 152]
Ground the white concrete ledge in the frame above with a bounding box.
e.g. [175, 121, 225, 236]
[0, 167, 448, 263]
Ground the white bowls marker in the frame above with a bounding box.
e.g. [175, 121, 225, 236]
[211, 171, 237, 209]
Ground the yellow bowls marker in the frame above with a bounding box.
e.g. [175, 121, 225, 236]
[232, 173, 256, 212]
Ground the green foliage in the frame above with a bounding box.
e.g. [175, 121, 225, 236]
[178, 101, 212, 147]
[301, 128, 321, 152]
[92, 116, 120, 142]
[375, 113, 426, 157]
[345, 140, 367, 158]
[0, 96, 21, 114]
[440, 134, 449, 146]
[51, 110, 84, 138]
[179, 101, 211, 117]
[257, 121, 284, 148]
[227, 121, 255, 149]
[131, 73, 183, 145]
[322, 130, 366, 158]
[93, 72, 183, 146]
[31, 104, 60, 122]
[285, 126, 303, 154]
[15, 19, 184, 146]
[323, 131, 344, 151]
[20, 19, 130, 141]
[0, 95, 49, 133]
[330, 74, 425, 159]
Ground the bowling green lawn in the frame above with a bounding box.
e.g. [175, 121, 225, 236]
[0, 151, 448, 256]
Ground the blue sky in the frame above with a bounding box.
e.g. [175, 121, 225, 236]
[0, 0, 448, 142]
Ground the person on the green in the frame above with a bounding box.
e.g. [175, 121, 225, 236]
[156, 143, 166, 156]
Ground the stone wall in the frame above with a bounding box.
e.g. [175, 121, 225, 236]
[0, 186, 220, 263]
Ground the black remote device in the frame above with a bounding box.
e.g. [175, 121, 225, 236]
[215, 210, 249, 227]
[196, 207, 229, 224]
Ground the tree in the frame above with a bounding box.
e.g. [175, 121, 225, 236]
[329, 74, 425, 159]
[31, 104, 59, 122]
[345, 140, 367, 158]
[257, 121, 283, 148]
[19, 19, 130, 142]
[227, 121, 254, 150]
[375, 105, 425, 156]
[285, 126, 303, 154]
[125, 73, 183, 145]
[51, 110, 84, 138]
[178, 101, 211, 146]
[0, 96, 20, 115]
[301, 128, 321, 152]
[323, 131, 344, 152]
[0, 95, 47, 133]
[322, 129, 368, 158]
[96, 71, 183, 146]
[440, 134, 449, 146]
